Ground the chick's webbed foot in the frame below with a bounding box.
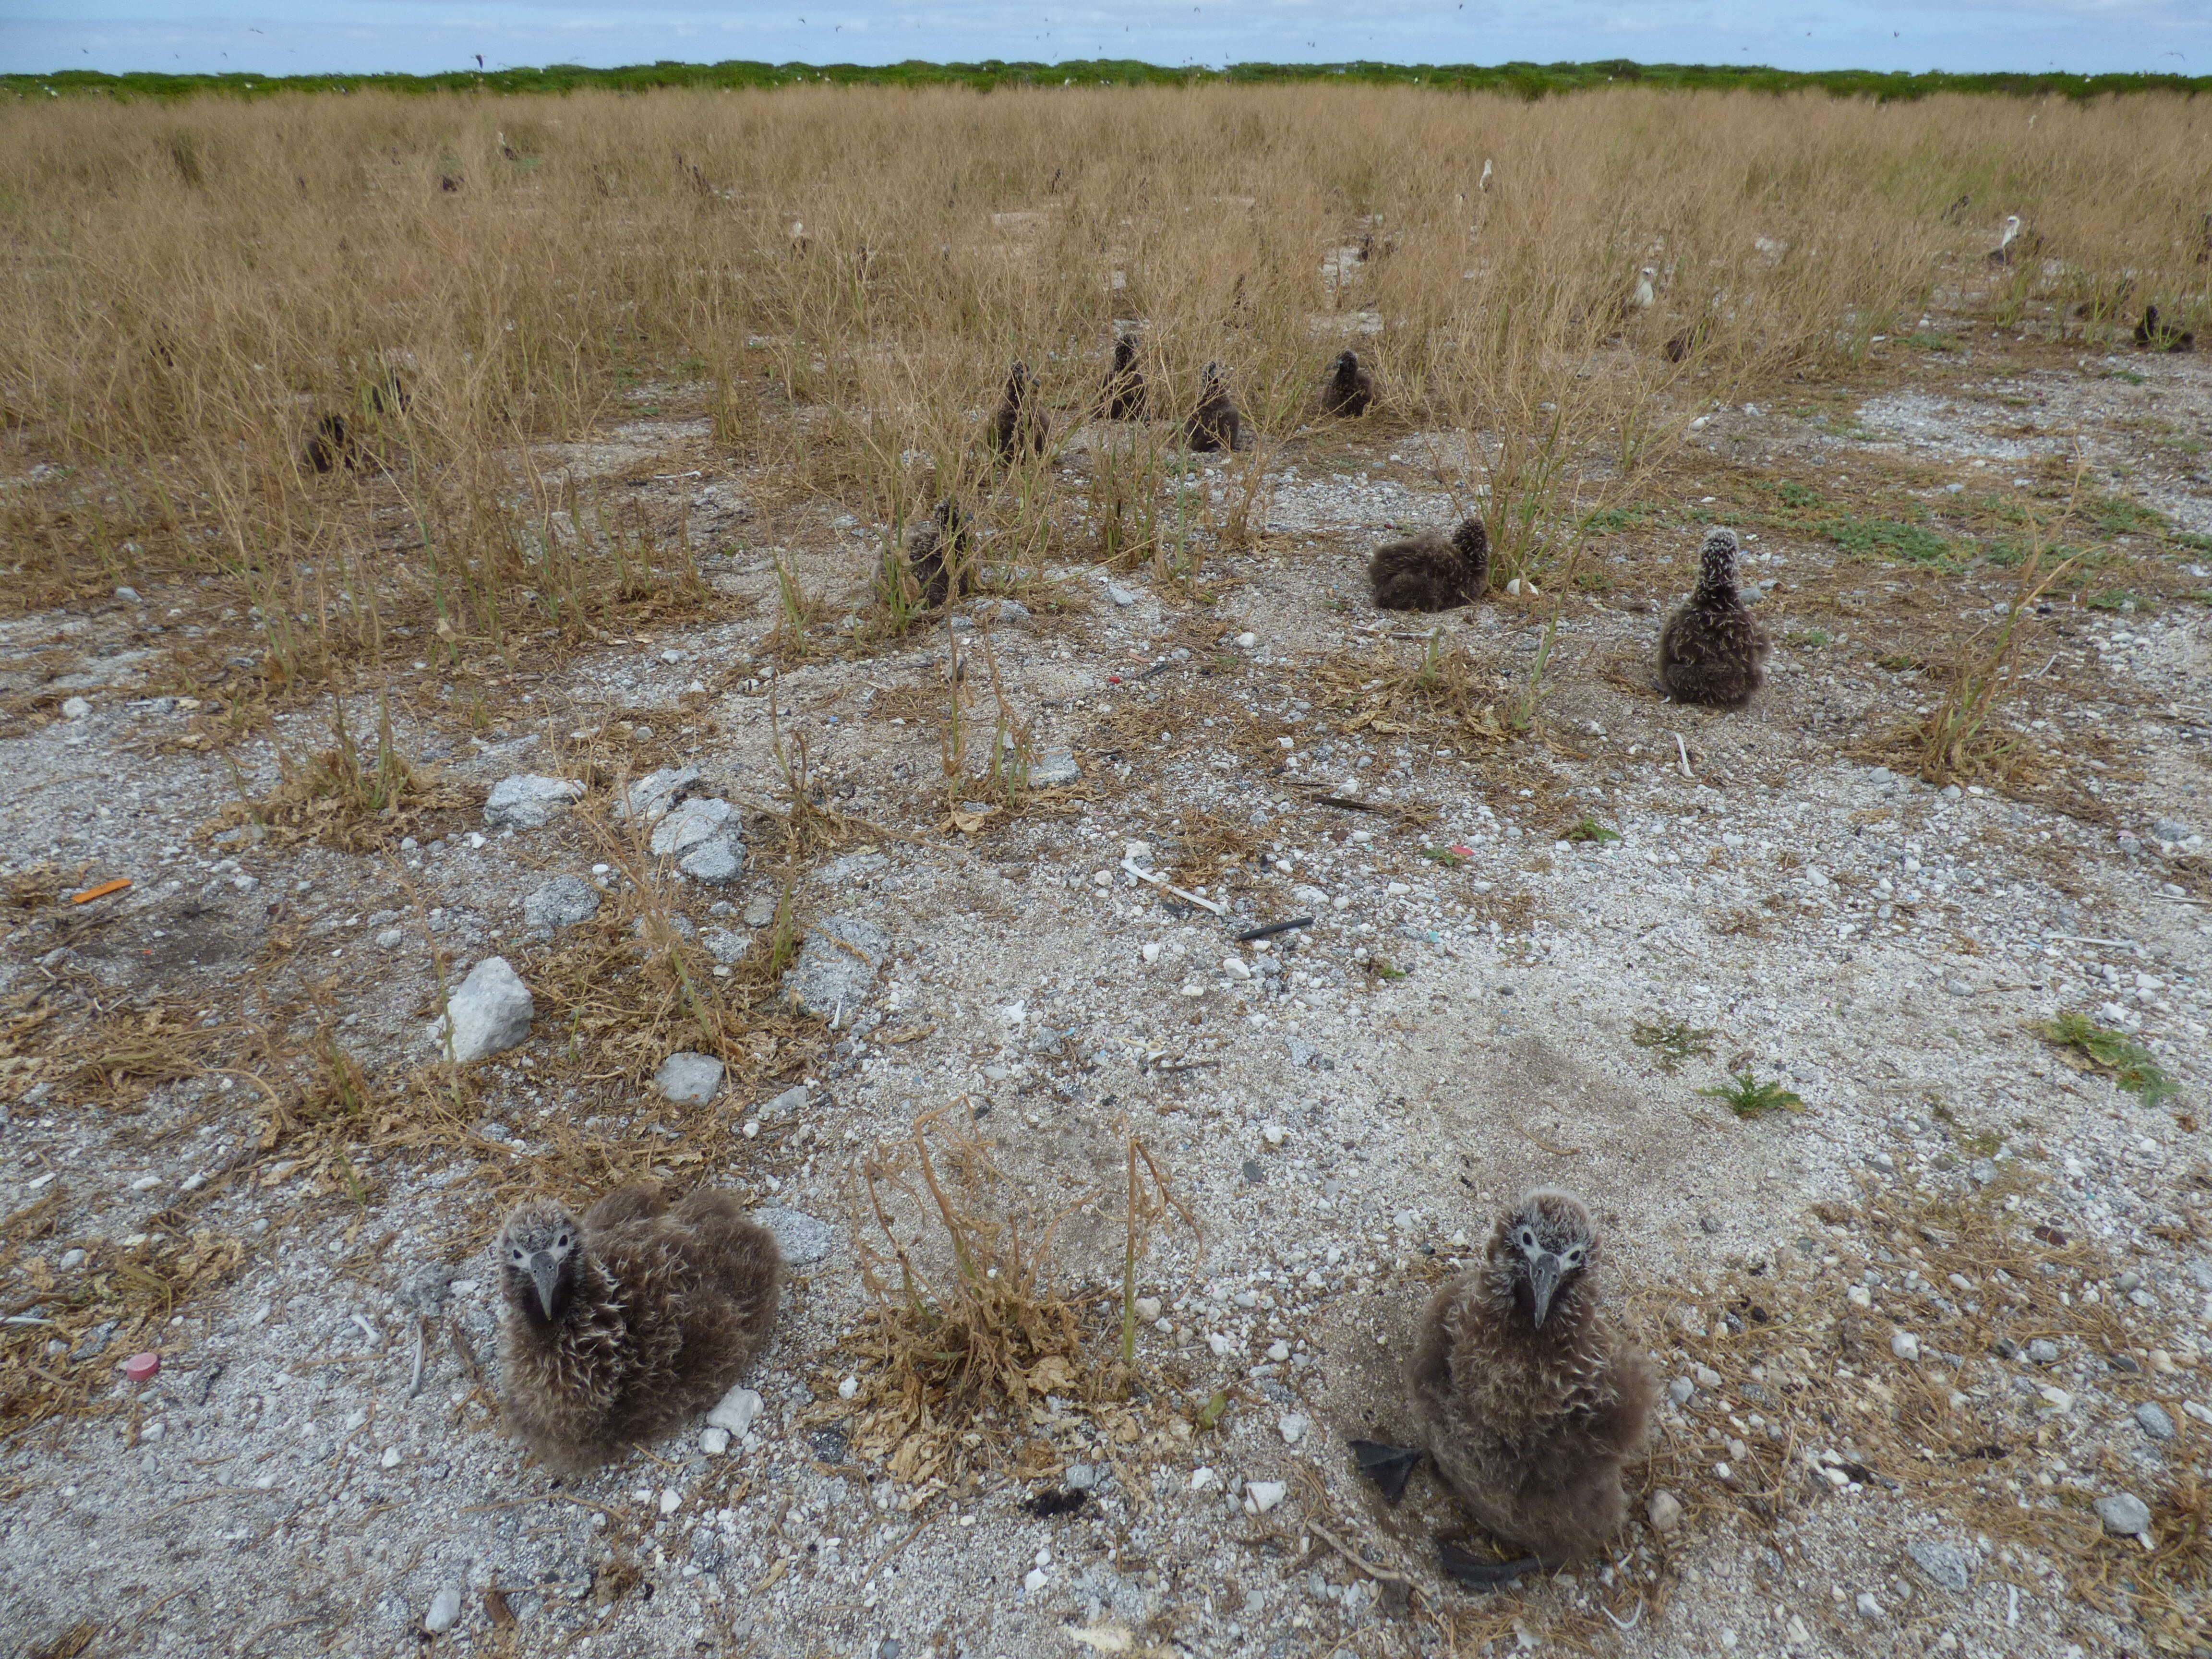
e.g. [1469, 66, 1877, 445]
[1436, 1540, 1553, 1589]
[1347, 1439, 1424, 1504]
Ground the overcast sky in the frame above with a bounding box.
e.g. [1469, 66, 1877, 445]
[7, 0, 2207, 80]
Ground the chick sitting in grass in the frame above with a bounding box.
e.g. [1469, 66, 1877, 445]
[1102, 332, 1145, 420]
[496, 1184, 782, 1477]
[1321, 349, 1374, 418]
[1183, 361, 1249, 453]
[1657, 527, 1768, 708]
[988, 362, 1048, 459]
[1368, 517, 1489, 613]
[1355, 1189, 1655, 1588]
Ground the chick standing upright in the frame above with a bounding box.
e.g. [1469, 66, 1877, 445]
[496, 1184, 782, 1477]
[988, 362, 1048, 459]
[1183, 361, 1249, 452]
[1657, 527, 1768, 708]
[1397, 1190, 1655, 1585]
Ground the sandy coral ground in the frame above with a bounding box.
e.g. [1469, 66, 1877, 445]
[3, 319, 2211, 1659]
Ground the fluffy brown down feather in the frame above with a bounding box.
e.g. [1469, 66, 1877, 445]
[1103, 333, 1146, 420]
[1368, 517, 1489, 612]
[497, 1184, 782, 1476]
[1657, 527, 1768, 708]
[1183, 362, 1248, 453]
[988, 362, 1048, 458]
[1408, 1190, 1655, 1563]
[1321, 349, 1375, 418]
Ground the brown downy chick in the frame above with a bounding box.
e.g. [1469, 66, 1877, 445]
[303, 412, 352, 473]
[1321, 349, 1375, 418]
[1657, 527, 1768, 708]
[1183, 361, 1249, 453]
[496, 1184, 782, 1477]
[905, 497, 972, 608]
[1103, 333, 1146, 420]
[1402, 1189, 1655, 1586]
[988, 362, 1049, 459]
[1369, 517, 1489, 612]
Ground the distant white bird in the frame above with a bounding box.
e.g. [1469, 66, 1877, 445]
[1478, 158, 1493, 193]
[1987, 215, 2022, 264]
[1631, 266, 1657, 310]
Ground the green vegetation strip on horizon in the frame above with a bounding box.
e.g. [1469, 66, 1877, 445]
[9, 59, 2212, 102]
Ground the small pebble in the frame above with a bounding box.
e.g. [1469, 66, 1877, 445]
[2136, 1403, 2176, 1441]
[1245, 1480, 1287, 1514]
[1647, 1491, 1683, 1533]
[838, 1376, 859, 1401]
[1278, 1414, 1310, 1445]
[423, 1585, 463, 1634]
[2095, 1492, 2153, 1537]
[1667, 1378, 1695, 1407]
[2026, 1338, 2061, 1365]
[1890, 1331, 1920, 1362]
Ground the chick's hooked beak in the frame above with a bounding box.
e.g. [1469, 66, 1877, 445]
[528, 1251, 562, 1320]
[1527, 1251, 1563, 1328]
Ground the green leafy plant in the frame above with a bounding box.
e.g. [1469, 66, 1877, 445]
[1631, 1019, 1716, 1073]
[1697, 1073, 1804, 1118]
[1419, 845, 1469, 867]
[1818, 515, 1958, 570]
[1560, 817, 1621, 843]
[1784, 627, 1832, 649]
[2036, 1012, 2176, 1106]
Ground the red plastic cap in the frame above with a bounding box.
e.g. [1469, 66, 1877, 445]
[122, 1351, 161, 1383]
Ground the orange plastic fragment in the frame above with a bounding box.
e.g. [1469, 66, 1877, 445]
[71, 878, 132, 904]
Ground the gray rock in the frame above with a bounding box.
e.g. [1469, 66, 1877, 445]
[2137, 1402, 2176, 1441]
[690, 1526, 724, 1573]
[1868, 766, 1892, 784]
[706, 1384, 763, 1435]
[424, 1584, 464, 1633]
[973, 598, 1031, 626]
[1065, 1462, 1097, 1490]
[60, 696, 92, 721]
[2095, 1492, 2153, 1536]
[1906, 1541, 1971, 1592]
[742, 891, 780, 927]
[1029, 750, 1081, 788]
[1106, 582, 1137, 607]
[2188, 1258, 2212, 1292]
[701, 926, 750, 965]
[819, 851, 889, 885]
[1286, 1036, 1331, 1070]
[758, 1084, 808, 1117]
[2152, 817, 2193, 843]
[1667, 1377, 1695, 1407]
[650, 796, 746, 884]
[2026, 1338, 2061, 1365]
[782, 914, 887, 1017]
[1647, 1490, 1683, 1533]
[523, 875, 600, 933]
[483, 774, 584, 830]
[1854, 1591, 1883, 1620]
[655, 1052, 725, 1105]
[428, 957, 534, 1062]
[755, 1206, 836, 1266]
[622, 765, 701, 824]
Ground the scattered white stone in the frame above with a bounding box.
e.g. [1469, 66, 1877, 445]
[1266, 1341, 1290, 1362]
[1133, 1297, 1162, 1322]
[523, 874, 600, 933]
[622, 765, 701, 824]
[1029, 751, 1081, 788]
[707, 1385, 763, 1437]
[838, 1375, 859, 1401]
[1245, 1480, 1287, 1514]
[649, 795, 746, 883]
[782, 915, 888, 1017]
[427, 957, 533, 1062]
[755, 1206, 836, 1267]
[1890, 1330, 1921, 1362]
[423, 1585, 463, 1633]
[1024, 1567, 1048, 1592]
[2137, 1402, 2176, 1441]
[2096, 1492, 2153, 1537]
[1278, 1414, 1310, 1445]
[483, 774, 584, 830]
[659, 1487, 682, 1516]
[1190, 1467, 1219, 1491]
[700, 1426, 731, 1455]
[1907, 1540, 1972, 1592]
[1647, 1491, 1683, 1533]
[60, 697, 92, 721]
[654, 1052, 725, 1105]
[1106, 582, 1136, 607]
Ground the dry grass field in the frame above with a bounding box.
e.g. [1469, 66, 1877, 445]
[2, 83, 2212, 1659]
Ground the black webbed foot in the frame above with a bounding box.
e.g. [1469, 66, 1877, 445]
[1347, 1439, 1424, 1504]
[1436, 1540, 1552, 1589]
